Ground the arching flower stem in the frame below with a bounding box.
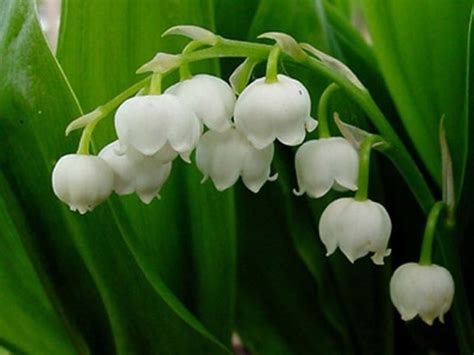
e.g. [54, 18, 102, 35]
[318, 83, 339, 138]
[69, 36, 435, 213]
[73, 76, 151, 155]
[419, 201, 447, 265]
[354, 134, 385, 201]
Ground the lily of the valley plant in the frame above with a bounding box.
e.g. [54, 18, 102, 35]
[53, 25, 458, 330]
[1, 0, 472, 353]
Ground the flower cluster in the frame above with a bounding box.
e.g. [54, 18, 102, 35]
[52, 27, 455, 327]
[52, 73, 316, 212]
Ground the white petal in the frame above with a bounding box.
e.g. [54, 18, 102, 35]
[390, 263, 454, 326]
[99, 141, 135, 195]
[241, 141, 275, 193]
[234, 75, 313, 149]
[318, 198, 351, 256]
[330, 138, 359, 191]
[337, 199, 391, 264]
[115, 96, 169, 156]
[166, 74, 235, 132]
[295, 140, 336, 198]
[305, 116, 318, 132]
[134, 161, 172, 203]
[161, 95, 202, 154]
[152, 143, 179, 164]
[318, 198, 391, 264]
[294, 138, 358, 198]
[196, 129, 245, 191]
[52, 154, 114, 213]
[276, 120, 306, 146]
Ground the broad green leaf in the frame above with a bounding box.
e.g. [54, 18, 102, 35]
[0, 180, 77, 354]
[0, 1, 113, 352]
[209, 1, 395, 352]
[0, 0, 231, 353]
[460, 7, 474, 218]
[57, 0, 235, 347]
[362, 0, 472, 190]
[235, 186, 347, 355]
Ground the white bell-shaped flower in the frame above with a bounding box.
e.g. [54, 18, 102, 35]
[196, 127, 276, 192]
[234, 74, 317, 149]
[390, 262, 454, 325]
[115, 94, 202, 162]
[165, 74, 236, 132]
[319, 197, 392, 265]
[294, 137, 359, 198]
[52, 154, 114, 214]
[99, 141, 172, 204]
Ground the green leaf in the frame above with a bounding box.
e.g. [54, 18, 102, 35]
[57, 0, 236, 348]
[235, 186, 347, 355]
[0, 0, 231, 352]
[361, 0, 472, 189]
[0, 180, 77, 354]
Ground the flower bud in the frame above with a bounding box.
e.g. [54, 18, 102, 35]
[99, 141, 172, 204]
[234, 74, 317, 149]
[52, 154, 114, 214]
[165, 74, 236, 132]
[390, 262, 454, 325]
[319, 197, 391, 265]
[294, 137, 359, 198]
[115, 94, 202, 162]
[196, 127, 276, 192]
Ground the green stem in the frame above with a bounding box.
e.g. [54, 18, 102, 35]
[318, 83, 339, 138]
[74, 76, 151, 154]
[419, 201, 447, 265]
[179, 40, 209, 80]
[149, 73, 162, 94]
[265, 45, 281, 83]
[354, 135, 384, 201]
[76, 120, 97, 154]
[70, 38, 435, 213]
[179, 39, 435, 212]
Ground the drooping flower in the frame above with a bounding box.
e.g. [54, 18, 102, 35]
[165, 74, 236, 132]
[114, 94, 202, 162]
[319, 197, 392, 265]
[294, 137, 359, 198]
[390, 262, 454, 325]
[52, 154, 114, 214]
[234, 74, 317, 149]
[99, 141, 172, 204]
[196, 127, 276, 192]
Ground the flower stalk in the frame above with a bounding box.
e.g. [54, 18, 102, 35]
[265, 45, 281, 83]
[419, 201, 447, 265]
[179, 40, 208, 80]
[354, 135, 385, 201]
[317, 83, 339, 138]
[68, 35, 435, 214]
[149, 73, 162, 94]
